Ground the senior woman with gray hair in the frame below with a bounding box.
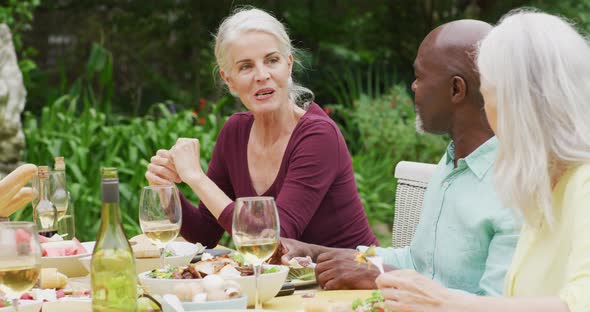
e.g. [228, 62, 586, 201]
[145, 7, 377, 249]
[376, 9, 590, 312]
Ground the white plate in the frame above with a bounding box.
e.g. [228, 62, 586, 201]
[42, 299, 91, 312]
[288, 278, 317, 288]
[40, 242, 94, 277]
[0, 300, 43, 312]
[161, 295, 248, 312]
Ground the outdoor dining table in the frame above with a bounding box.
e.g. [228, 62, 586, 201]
[29, 238, 376, 311]
[39, 276, 374, 312]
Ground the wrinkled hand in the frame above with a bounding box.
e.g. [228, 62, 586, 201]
[145, 149, 181, 186]
[315, 250, 380, 290]
[169, 138, 204, 184]
[376, 270, 460, 312]
[268, 238, 321, 265]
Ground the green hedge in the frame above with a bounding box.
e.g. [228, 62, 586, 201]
[16, 96, 227, 242]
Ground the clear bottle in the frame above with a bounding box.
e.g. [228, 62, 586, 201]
[91, 168, 137, 312]
[53, 157, 75, 239]
[33, 166, 58, 237]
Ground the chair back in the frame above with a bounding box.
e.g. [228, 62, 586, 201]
[392, 161, 437, 248]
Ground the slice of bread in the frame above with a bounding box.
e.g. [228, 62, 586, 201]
[132, 243, 160, 258]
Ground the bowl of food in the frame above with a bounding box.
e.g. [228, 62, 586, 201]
[139, 254, 288, 307]
[161, 293, 247, 312]
[158, 274, 248, 311]
[40, 240, 94, 277]
[79, 241, 202, 275]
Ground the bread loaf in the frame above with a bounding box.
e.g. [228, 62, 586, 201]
[132, 243, 160, 258]
[0, 164, 38, 211]
[0, 187, 37, 217]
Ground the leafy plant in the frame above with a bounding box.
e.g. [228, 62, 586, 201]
[322, 62, 399, 153]
[16, 98, 227, 242]
[0, 0, 40, 85]
[15, 65, 230, 242]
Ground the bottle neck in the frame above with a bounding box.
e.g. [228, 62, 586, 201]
[101, 177, 121, 224]
[39, 177, 50, 200]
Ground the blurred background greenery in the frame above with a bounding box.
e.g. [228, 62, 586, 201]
[2, 0, 589, 245]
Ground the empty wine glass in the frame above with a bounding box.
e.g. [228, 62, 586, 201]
[31, 170, 69, 238]
[31, 170, 68, 220]
[48, 170, 68, 222]
[0, 222, 42, 311]
[232, 196, 280, 309]
[138, 185, 182, 265]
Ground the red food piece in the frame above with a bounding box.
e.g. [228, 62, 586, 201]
[37, 234, 50, 243]
[20, 293, 34, 300]
[41, 238, 88, 257]
[56, 290, 65, 298]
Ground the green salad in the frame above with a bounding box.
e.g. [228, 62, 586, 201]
[264, 267, 280, 274]
[0, 299, 11, 308]
[147, 266, 182, 279]
[352, 290, 389, 312]
[146, 261, 281, 279]
[232, 253, 245, 266]
[287, 268, 315, 281]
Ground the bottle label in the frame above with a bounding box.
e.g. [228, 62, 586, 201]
[102, 179, 119, 203]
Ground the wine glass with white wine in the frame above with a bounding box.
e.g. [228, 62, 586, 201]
[0, 222, 42, 311]
[138, 185, 182, 265]
[232, 196, 280, 309]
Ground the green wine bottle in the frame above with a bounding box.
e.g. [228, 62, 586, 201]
[91, 167, 137, 312]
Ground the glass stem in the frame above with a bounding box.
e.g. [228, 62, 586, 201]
[254, 264, 262, 309]
[12, 298, 19, 311]
[159, 245, 165, 268]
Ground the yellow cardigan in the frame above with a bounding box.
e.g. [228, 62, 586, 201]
[504, 164, 590, 312]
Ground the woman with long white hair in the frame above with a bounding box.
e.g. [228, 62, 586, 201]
[375, 9, 590, 312]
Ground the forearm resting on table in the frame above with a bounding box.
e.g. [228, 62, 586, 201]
[454, 295, 569, 312]
[185, 173, 232, 219]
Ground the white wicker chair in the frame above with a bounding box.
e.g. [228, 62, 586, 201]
[392, 161, 437, 248]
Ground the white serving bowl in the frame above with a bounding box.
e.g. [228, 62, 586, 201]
[183, 296, 248, 311]
[139, 264, 288, 307]
[79, 241, 200, 275]
[40, 241, 94, 277]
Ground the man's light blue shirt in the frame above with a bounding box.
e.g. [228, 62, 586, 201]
[361, 137, 518, 295]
